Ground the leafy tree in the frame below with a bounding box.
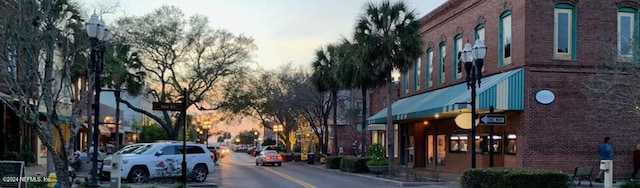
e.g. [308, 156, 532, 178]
[221, 65, 328, 153]
[138, 123, 169, 142]
[235, 129, 260, 145]
[114, 6, 256, 139]
[353, 0, 423, 173]
[262, 138, 276, 146]
[217, 136, 225, 143]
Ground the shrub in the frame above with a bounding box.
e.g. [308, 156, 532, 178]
[622, 181, 640, 188]
[366, 143, 387, 166]
[325, 156, 342, 169]
[460, 167, 572, 188]
[293, 145, 301, 153]
[339, 156, 369, 173]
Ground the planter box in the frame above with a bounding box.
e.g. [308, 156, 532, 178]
[368, 165, 388, 174]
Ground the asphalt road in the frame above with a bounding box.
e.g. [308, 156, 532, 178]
[220, 152, 400, 188]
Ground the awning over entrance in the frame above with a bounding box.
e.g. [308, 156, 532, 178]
[98, 125, 111, 136]
[368, 124, 386, 131]
[367, 68, 524, 124]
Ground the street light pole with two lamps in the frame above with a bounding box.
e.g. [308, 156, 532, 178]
[460, 38, 486, 169]
[85, 12, 111, 188]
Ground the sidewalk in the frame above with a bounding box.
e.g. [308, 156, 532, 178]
[300, 162, 634, 188]
[301, 162, 460, 187]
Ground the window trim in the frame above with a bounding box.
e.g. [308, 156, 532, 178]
[474, 24, 485, 41]
[498, 10, 512, 66]
[414, 58, 420, 91]
[553, 4, 577, 60]
[474, 24, 486, 72]
[453, 34, 463, 80]
[618, 7, 638, 60]
[438, 42, 446, 84]
[425, 48, 434, 88]
[402, 71, 408, 94]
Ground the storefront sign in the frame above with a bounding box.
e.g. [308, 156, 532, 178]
[0, 161, 24, 188]
[480, 114, 506, 125]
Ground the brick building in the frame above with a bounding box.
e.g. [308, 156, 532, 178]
[367, 0, 640, 178]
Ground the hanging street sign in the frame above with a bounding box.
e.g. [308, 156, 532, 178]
[152, 102, 184, 111]
[480, 114, 506, 125]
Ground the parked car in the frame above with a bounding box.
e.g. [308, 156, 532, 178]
[255, 150, 282, 166]
[247, 146, 256, 155]
[207, 146, 219, 162]
[100, 141, 215, 183]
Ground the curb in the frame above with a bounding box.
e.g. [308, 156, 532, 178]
[301, 163, 451, 187]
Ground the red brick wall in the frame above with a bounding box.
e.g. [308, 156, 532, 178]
[368, 84, 400, 117]
[369, 0, 640, 178]
[334, 125, 370, 156]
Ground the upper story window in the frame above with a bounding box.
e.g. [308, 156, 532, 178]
[554, 4, 577, 60]
[414, 58, 421, 91]
[475, 24, 486, 72]
[453, 35, 463, 80]
[426, 49, 434, 88]
[438, 42, 446, 84]
[618, 8, 636, 59]
[499, 11, 512, 66]
[7, 45, 17, 79]
[402, 71, 409, 94]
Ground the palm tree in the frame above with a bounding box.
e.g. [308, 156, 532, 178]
[101, 41, 146, 148]
[334, 39, 386, 157]
[102, 42, 146, 97]
[311, 44, 342, 155]
[353, 0, 423, 172]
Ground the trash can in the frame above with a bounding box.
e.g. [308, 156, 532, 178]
[307, 154, 314, 164]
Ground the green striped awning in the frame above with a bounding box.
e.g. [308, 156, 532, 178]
[367, 68, 524, 124]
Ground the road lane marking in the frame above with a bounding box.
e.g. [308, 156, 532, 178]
[263, 167, 317, 188]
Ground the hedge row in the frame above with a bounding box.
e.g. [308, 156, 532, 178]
[325, 156, 342, 169]
[460, 167, 572, 188]
[339, 156, 369, 173]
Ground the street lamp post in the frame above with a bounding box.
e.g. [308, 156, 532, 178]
[86, 12, 110, 187]
[273, 125, 283, 148]
[203, 121, 211, 146]
[254, 131, 258, 148]
[461, 39, 486, 169]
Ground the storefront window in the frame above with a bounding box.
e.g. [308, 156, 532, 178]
[449, 134, 468, 152]
[477, 134, 502, 154]
[394, 124, 399, 158]
[506, 134, 517, 154]
[437, 135, 446, 165]
[427, 135, 434, 164]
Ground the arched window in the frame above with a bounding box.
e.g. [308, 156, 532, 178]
[425, 48, 434, 87]
[499, 10, 512, 66]
[453, 34, 463, 80]
[438, 42, 446, 84]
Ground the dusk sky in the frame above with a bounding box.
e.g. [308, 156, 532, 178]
[82, 0, 447, 140]
[83, 0, 446, 70]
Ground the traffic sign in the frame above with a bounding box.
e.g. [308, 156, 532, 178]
[480, 114, 506, 125]
[152, 102, 184, 111]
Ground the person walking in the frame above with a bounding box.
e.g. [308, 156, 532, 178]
[631, 144, 640, 181]
[596, 137, 614, 182]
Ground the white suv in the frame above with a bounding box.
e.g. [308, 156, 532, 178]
[101, 141, 215, 183]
